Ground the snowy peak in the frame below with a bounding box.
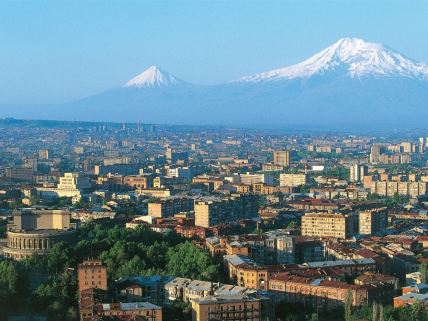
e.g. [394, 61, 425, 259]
[238, 37, 428, 82]
[124, 66, 183, 88]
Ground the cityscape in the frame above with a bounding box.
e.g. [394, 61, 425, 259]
[1, 1, 428, 321]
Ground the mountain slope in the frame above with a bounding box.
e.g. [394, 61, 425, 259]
[2, 38, 428, 128]
[237, 38, 428, 82]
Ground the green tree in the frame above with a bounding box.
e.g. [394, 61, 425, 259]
[344, 290, 353, 321]
[166, 242, 219, 280]
[7, 263, 18, 293]
[419, 262, 428, 284]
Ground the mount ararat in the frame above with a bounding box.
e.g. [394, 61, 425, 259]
[3, 38, 428, 128]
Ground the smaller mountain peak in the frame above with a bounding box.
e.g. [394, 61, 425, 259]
[124, 65, 182, 88]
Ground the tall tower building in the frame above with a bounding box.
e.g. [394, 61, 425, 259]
[273, 150, 290, 167]
[359, 208, 387, 236]
[419, 137, 425, 154]
[350, 164, 368, 182]
[370, 145, 383, 163]
[77, 259, 108, 292]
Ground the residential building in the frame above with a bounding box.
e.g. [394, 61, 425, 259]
[359, 208, 387, 236]
[273, 150, 290, 167]
[279, 173, 309, 187]
[301, 212, 356, 239]
[191, 294, 265, 321]
[194, 195, 259, 228]
[78, 260, 108, 292]
[148, 197, 194, 218]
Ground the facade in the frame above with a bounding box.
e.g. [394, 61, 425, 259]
[191, 294, 262, 321]
[370, 181, 428, 197]
[38, 149, 54, 160]
[279, 173, 309, 187]
[37, 172, 91, 201]
[78, 260, 108, 292]
[273, 150, 290, 167]
[94, 302, 162, 321]
[269, 273, 392, 308]
[359, 208, 388, 236]
[370, 145, 384, 163]
[115, 275, 170, 305]
[3, 229, 76, 260]
[301, 212, 356, 239]
[124, 174, 155, 189]
[350, 164, 368, 182]
[239, 173, 274, 186]
[194, 195, 259, 228]
[165, 277, 192, 302]
[148, 197, 194, 218]
[3, 209, 76, 260]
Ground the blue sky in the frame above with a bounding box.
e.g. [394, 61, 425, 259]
[0, 0, 427, 104]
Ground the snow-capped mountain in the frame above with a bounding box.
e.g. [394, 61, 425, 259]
[3, 38, 428, 128]
[124, 65, 184, 88]
[238, 37, 428, 82]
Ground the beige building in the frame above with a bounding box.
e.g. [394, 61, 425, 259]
[37, 172, 91, 201]
[370, 181, 427, 197]
[273, 150, 290, 167]
[148, 197, 193, 218]
[194, 195, 259, 228]
[359, 208, 387, 236]
[301, 212, 355, 239]
[191, 294, 262, 321]
[3, 209, 76, 260]
[279, 173, 309, 187]
[124, 174, 154, 189]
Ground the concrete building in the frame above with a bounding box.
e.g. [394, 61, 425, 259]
[370, 145, 384, 163]
[269, 273, 392, 308]
[359, 208, 388, 236]
[279, 173, 309, 187]
[124, 174, 155, 189]
[93, 302, 162, 321]
[78, 260, 108, 292]
[148, 197, 194, 218]
[191, 294, 264, 321]
[37, 172, 91, 201]
[3, 209, 76, 260]
[194, 195, 259, 228]
[301, 212, 356, 239]
[115, 275, 171, 305]
[350, 164, 368, 182]
[370, 181, 428, 197]
[239, 173, 274, 186]
[38, 149, 54, 160]
[273, 150, 290, 167]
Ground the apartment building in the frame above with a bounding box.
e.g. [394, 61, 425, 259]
[269, 273, 392, 308]
[191, 294, 264, 321]
[148, 197, 194, 218]
[124, 174, 155, 189]
[273, 150, 290, 167]
[370, 181, 428, 197]
[350, 164, 368, 182]
[359, 208, 388, 236]
[301, 212, 356, 239]
[239, 172, 274, 186]
[279, 173, 309, 187]
[194, 194, 259, 228]
[78, 260, 108, 292]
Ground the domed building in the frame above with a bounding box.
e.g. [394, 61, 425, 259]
[2, 209, 76, 260]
